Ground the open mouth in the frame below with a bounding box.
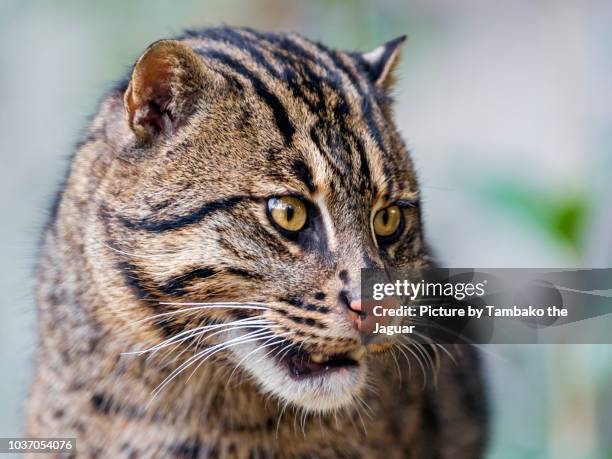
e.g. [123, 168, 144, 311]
[280, 346, 367, 379]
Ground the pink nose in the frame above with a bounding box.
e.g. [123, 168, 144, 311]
[349, 299, 362, 328]
[350, 296, 400, 341]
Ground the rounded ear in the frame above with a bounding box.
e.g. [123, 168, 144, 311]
[124, 40, 206, 141]
[359, 35, 407, 91]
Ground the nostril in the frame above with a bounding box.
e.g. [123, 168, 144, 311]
[351, 301, 367, 321]
[339, 291, 365, 331]
[339, 291, 364, 316]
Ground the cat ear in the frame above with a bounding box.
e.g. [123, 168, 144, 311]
[124, 40, 206, 141]
[359, 35, 407, 90]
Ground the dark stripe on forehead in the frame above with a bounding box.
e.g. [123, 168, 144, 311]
[351, 129, 373, 195]
[194, 31, 389, 199]
[309, 125, 352, 193]
[282, 43, 376, 196]
[116, 195, 253, 232]
[207, 40, 352, 196]
[235, 30, 376, 197]
[257, 32, 343, 89]
[313, 43, 390, 155]
[334, 51, 388, 156]
[359, 95, 387, 156]
[244, 29, 342, 90]
[290, 158, 316, 193]
[213, 69, 245, 91]
[192, 27, 280, 79]
[195, 49, 295, 146]
[216, 29, 388, 198]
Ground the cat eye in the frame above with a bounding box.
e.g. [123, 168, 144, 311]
[373, 205, 403, 240]
[267, 196, 308, 233]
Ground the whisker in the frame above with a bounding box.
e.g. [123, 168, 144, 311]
[353, 394, 374, 421]
[149, 327, 272, 384]
[389, 348, 402, 385]
[133, 303, 270, 326]
[397, 342, 427, 389]
[227, 334, 292, 383]
[272, 342, 295, 361]
[125, 317, 273, 355]
[103, 242, 176, 260]
[434, 343, 457, 365]
[187, 333, 289, 383]
[149, 329, 275, 402]
[159, 301, 270, 308]
[394, 343, 412, 377]
[182, 331, 292, 389]
[147, 325, 267, 368]
[275, 401, 290, 439]
[151, 322, 277, 367]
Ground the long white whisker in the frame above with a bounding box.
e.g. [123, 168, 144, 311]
[247, 335, 295, 371]
[133, 304, 269, 326]
[413, 342, 434, 374]
[149, 329, 275, 402]
[186, 332, 290, 383]
[275, 401, 290, 439]
[154, 330, 282, 399]
[353, 393, 374, 419]
[272, 342, 295, 361]
[227, 334, 291, 383]
[125, 317, 272, 355]
[152, 322, 277, 366]
[146, 327, 272, 376]
[433, 343, 457, 365]
[103, 242, 175, 260]
[143, 324, 274, 374]
[159, 301, 271, 308]
[394, 342, 412, 376]
[398, 342, 427, 389]
[389, 348, 402, 385]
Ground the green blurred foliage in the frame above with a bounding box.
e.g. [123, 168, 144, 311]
[482, 181, 590, 254]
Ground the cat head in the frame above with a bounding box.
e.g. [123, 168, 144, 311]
[102, 27, 428, 413]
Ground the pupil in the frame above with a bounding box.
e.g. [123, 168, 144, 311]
[382, 209, 389, 226]
[286, 204, 294, 221]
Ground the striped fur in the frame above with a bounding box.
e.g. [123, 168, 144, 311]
[26, 27, 486, 458]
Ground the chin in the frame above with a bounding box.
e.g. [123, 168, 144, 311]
[230, 334, 369, 413]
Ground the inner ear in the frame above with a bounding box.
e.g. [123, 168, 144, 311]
[124, 40, 206, 142]
[359, 35, 407, 90]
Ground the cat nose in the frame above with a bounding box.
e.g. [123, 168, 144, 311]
[348, 299, 364, 329]
[353, 296, 400, 344]
[339, 290, 363, 326]
[339, 288, 399, 342]
[349, 298, 362, 314]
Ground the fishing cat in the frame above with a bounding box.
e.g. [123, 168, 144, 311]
[26, 27, 487, 458]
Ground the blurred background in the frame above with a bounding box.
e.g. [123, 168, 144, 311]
[1, 0, 611, 457]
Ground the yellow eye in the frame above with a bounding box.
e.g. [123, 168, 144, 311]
[267, 196, 308, 232]
[373, 205, 403, 239]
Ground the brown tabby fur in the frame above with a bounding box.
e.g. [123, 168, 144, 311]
[26, 27, 487, 458]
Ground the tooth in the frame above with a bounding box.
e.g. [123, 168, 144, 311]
[310, 353, 324, 363]
[349, 346, 367, 361]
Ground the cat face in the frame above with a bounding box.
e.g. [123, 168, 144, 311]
[105, 28, 428, 413]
